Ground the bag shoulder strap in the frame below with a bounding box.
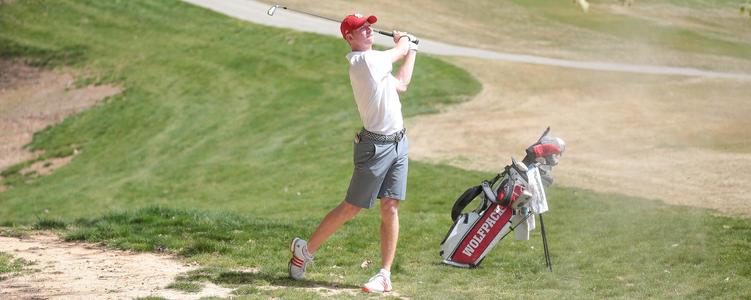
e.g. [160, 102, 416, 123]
[450, 185, 483, 222]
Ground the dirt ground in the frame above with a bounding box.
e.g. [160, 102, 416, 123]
[0, 60, 121, 177]
[0, 61, 375, 299]
[0, 232, 370, 299]
[407, 57, 751, 217]
[0, 233, 234, 300]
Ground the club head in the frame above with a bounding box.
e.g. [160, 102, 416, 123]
[267, 5, 278, 16]
[511, 157, 529, 172]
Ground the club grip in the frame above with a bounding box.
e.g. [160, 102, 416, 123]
[375, 30, 419, 45]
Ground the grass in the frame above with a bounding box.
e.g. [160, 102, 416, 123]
[0, 252, 31, 281]
[0, 147, 78, 192]
[0, 0, 750, 298]
[41, 191, 751, 298]
[0, 0, 479, 220]
[510, 0, 750, 59]
[166, 280, 203, 293]
[32, 218, 67, 230]
[259, 0, 751, 71]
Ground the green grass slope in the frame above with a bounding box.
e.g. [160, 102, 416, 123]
[0, 0, 479, 221]
[1, 1, 749, 298]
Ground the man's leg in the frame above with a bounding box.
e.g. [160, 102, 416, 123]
[379, 198, 400, 270]
[307, 201, 362, 254]
[362, 197, 399, 293]
[289, 201, 362, 280]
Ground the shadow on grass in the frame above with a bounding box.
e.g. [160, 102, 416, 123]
[66, 206, 304, 255]
[215, 270, 360, 290]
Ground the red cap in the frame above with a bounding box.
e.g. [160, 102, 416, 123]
[340, 14, 377, 39]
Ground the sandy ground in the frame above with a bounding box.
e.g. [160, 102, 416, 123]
[0, 233, 233, 300]
[407, 57, 751, 217]
[0, 232, 376, 299]
[0, 61, 376, 299]
[0, 60, 121, 177]
[0, 62, 230, 299]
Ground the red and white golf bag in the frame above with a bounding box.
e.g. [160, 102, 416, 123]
[439, 128, 565, 268]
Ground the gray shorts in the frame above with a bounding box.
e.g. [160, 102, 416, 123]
[345, 132, 409, 209]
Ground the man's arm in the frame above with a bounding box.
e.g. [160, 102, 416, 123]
[392, 31, 418, 93]
[384, 31, 411, 63]
[383, 31, 418, 93]
[394, 49, 416, 93]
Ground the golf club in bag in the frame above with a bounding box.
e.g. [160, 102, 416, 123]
[439, 127, 565, 269]
[266, 4, 419, 45]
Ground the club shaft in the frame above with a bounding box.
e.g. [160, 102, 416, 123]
[272, 5, 419, 45]
[278, 6, 340, 23]
[374, 30, 419, 45]
[539, 214, 553, 272]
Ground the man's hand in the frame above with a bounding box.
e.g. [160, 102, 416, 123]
[404, 33, 417, 43]
[392, 31, 417, 44]
[408, 37, 419, 52]
[402, 33, 418, 51]
[392, 31, 404, 44]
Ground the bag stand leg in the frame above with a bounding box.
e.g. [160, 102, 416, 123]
[539, 214, 552, 272]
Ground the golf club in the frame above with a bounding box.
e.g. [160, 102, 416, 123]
[539, 213, 553, 272]
[267, 4, 419, 45]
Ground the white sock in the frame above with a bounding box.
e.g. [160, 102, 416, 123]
[302, 245, 314, 260]
[379, 268, 391, 278]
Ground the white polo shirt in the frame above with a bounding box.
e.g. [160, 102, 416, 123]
[346, 50, 404, 135]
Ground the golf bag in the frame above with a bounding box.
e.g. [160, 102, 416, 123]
[439, 128, 565, 268]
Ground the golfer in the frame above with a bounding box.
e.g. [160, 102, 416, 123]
[288, 13, 418, 293]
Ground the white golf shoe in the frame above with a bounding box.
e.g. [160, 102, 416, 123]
[288, 237, 314, 280]
[362, 270, 392, 293]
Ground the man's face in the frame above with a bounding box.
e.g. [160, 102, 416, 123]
[347, 24, 373, 51]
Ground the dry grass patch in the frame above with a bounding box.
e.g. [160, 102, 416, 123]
[0, 60, 121, 186]
[407, 57, 751, 216]
[258, 0, 751, 72]
[20, 155, 75, 177]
